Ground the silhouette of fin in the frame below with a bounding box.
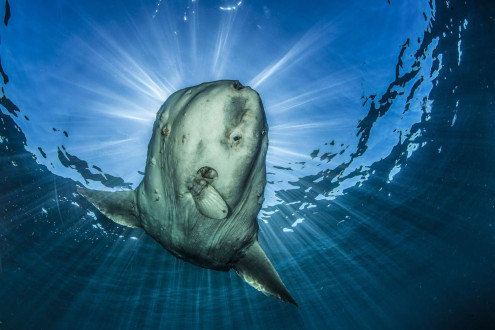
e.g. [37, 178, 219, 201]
[77, 186, 140, 228]
[234, 240, 297, 306]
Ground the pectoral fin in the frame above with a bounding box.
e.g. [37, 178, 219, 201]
[234, 240, 297, 306]
[189, 178, 228, 219]
[77, 186, 140, 228]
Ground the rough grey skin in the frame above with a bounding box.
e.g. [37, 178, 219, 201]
[78, 80, 297, 306]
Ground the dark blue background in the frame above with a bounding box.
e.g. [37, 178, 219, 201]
[1, 0, 494, 329]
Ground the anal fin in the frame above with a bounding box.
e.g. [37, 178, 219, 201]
[234, 240, 297, 306]
[77, 187, 140, 228]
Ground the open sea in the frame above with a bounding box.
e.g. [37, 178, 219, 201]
[1, 0, 494, 329]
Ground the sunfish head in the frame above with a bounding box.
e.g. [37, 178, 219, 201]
[158, 80, 268, 219]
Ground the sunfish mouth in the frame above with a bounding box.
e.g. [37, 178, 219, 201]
[188, 166, 229, 219]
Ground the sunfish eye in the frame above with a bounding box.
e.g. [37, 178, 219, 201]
[230, 132, 242, 147]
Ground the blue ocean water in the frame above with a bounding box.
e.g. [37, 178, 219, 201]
[0, 0, 494, 328]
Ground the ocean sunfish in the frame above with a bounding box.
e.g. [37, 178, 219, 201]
[78, 80, 297, 306]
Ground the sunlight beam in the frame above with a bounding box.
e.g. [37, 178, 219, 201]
[249, 23, 335, 88]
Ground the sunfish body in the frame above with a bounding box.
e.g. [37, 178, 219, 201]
[78, 80, 297, 305]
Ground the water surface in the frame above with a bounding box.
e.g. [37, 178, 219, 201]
[1, 0, 494, 329]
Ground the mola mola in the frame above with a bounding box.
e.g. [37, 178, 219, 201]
[78, 80, 297, 306]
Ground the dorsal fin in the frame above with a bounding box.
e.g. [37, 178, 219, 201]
[77, 187, 140, 228]
[234, 240, 297, 306]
